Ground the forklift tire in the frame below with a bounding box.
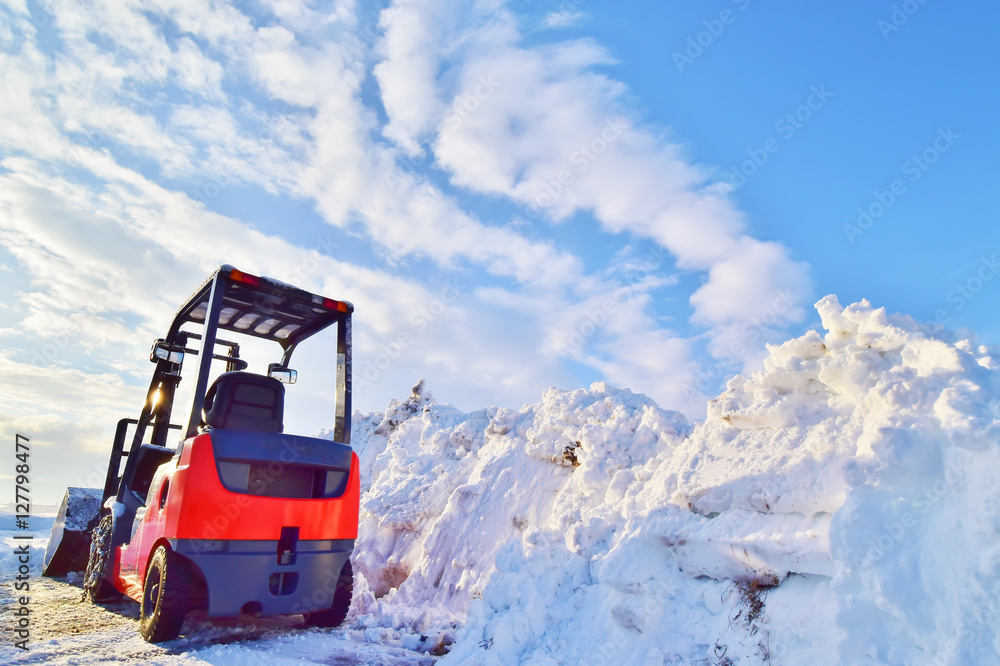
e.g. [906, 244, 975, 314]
[82, 514, 121, 603]
[305, 560, 354, 628]
[140, 545, 194, 643]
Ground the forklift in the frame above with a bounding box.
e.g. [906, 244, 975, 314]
[44, 265, 359, 642]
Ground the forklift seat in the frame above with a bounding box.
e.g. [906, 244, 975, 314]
[202, 372, 285, 433]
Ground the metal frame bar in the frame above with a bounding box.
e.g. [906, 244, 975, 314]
[185, 273, 227, 439]
[103, 418, 137, 503]
[333, 315, 352, 445]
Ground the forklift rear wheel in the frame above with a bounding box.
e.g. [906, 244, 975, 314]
[305, 559, 354, 628]
[140, 545, 193, 642]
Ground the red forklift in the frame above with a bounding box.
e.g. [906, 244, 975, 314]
[47, 265, 359, 642]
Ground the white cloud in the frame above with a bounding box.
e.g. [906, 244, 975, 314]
[145, 0, 256, 49]
[249, 25, 358, 108]
[0, 5, 197, 177]
[256, 0, 355, 34]
[0, 150, 575, 417]
[542, 10, 584, 30]
[11, 0, 597, 297]
[372, 1, 811, 369]
[0, 355, 143, 432]
[373, 0, 464, 154]
[0, 43, 70, 160]
[0, 0, 818, 496]
[690, 238, 809, 354]
[170, 36, 226, 100]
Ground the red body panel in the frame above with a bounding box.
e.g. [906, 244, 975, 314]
[114, 432, 360, 603]
[117, 463, 176, 601]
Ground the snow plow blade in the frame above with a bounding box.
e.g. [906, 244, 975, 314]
[42, 487, 103, 577]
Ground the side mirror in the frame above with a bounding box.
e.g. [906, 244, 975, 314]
[268, 363, 298, 384]
[150, 339, 184, 364]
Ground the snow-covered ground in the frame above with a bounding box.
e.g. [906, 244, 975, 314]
[0, 571, 438, 665]
[3, 295, 999, 664]
[0, 508, 438, 665]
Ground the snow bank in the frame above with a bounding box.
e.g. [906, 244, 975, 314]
[0, 506, 56, 577]
[348, 297, 1000, 665]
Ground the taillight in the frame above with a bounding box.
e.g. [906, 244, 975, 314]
[230, 269, 261, 286]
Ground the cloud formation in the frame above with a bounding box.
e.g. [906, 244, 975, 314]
[377, 0, 810, 386]
[0, 0, 810, 502]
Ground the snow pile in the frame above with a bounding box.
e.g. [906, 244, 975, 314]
[0, 506, 55, 577]
[346, 378, 689, 656]
[349, 296, 1000, 664]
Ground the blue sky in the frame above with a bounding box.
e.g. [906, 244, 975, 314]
[1, 0, 997, 504]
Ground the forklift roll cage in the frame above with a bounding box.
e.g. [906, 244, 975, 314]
[105, 264, 354, 505]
